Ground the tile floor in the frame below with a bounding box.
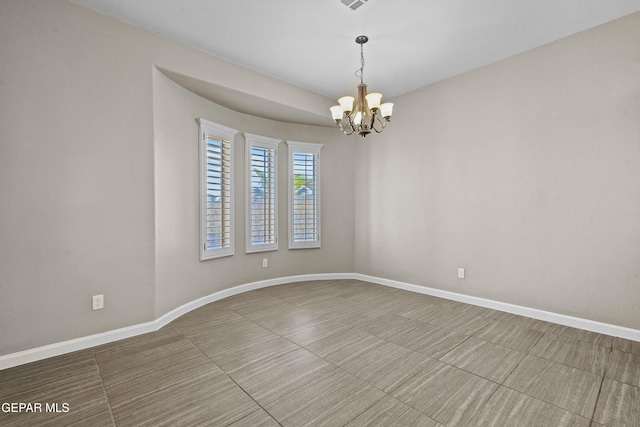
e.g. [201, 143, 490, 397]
[1, 279, 639, 426]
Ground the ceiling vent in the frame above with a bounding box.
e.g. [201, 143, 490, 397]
[340, 0, 368, 11]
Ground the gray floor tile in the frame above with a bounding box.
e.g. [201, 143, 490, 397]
[503, 354, 601, 418]
[530, 332, 610, 375]
[389, 322, 469, 358]
[168, 303, 243, 335]
[486, 312, 554, 332]
[341, 287, 394, 306]
[310, 279, 362, 297]
[280, 289, 341, 307]
[252, 307, 328, 334]
[208, 334, 300, 374]
[259, 282, 325, 299]
[392, 358, 499, 426]
[109, 368, 263, 426]
[330, 308, 386, 328]
[340, 341, 432, 392]
[93, 327, 178, 354]
[427, 311, 494, 335]
[305, 328, 386, 366]
[437, 299, 470, 311]
[281, 317, 351, 346]
[357, 313, 423, 340]
[346, 396, 442, 426]
[593, 378, 640, 427]
[474, 320, 545, 352]
[218, 291, 283, 313]
[547, 324, 614, 347]
[399, 304, 457, 323]
[502, 315, 554, 333]
[606, 349, 640, 387]
[360, 294, 425, 314]
[228, 347, 335, 406]
[460, 386, 591, 427]
[233, 299, 302, 324]
[440, 336, 526, 383]
[184, 317, 278, 357]
[0, 407, 114, 427]
[612, 337, 640, 355]
[294, 294, 355, 314]
[94, 328, 211, 391]
[455, 303, 502, 319]
[228, 408, 280, 427]
[0, 350, 97, 387]
[264, 368, 385, 426]
[0, 351, 113, 427]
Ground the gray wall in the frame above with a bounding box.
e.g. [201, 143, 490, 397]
[354, 12, 640, 330]
[1, 0, 156, 354]
[0, 0, 354, 356]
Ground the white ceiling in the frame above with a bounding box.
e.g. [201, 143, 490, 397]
[73, 0, 639, 102]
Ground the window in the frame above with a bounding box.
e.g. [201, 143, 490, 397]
[197, 118, 238, 260]
[245, 133, 281, 253]
[286, 141, 323, 249]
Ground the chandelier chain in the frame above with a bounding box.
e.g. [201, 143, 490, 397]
[355, 43, 365, 84]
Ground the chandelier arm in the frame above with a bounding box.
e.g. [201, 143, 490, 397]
[340, 124, 356, 135]
[343, 114, 356, 135]
[341, 119, 355, 135]
[371, 113, 387, 133]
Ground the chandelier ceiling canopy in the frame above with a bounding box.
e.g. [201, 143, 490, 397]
[330, 36, 394, 137]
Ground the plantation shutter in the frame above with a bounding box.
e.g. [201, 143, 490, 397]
[245, 133, 281, 253]
[292, 152, 318, 242]
[287, 141, 323, 249]
[197, 118, 237, 260]
[206, 136, 232, 250]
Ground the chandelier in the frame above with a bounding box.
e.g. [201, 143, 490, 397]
[330, 35, 394, 137]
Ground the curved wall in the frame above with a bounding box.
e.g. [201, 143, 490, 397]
[153, 70, 355, 317]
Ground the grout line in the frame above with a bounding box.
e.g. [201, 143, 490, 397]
[588, 376, 606, 427]
[588, 345, 613, 426]
[91, 348, 117, 427]
[178, 325, 284, 426]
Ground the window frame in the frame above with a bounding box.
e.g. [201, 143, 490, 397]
[286, 141, 323, 249]
[245, 133, 281, 253]
[197, 118, 239, 261]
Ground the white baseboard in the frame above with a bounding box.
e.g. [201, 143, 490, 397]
[354, 274, 640, 342]
[0, 273, 351, 371]
[1, 272, 638, 370]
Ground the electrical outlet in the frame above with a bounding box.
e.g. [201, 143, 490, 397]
[92, 294, 104, 310]
[262, 258, 268, 268]
[458, 268, 465, 279]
